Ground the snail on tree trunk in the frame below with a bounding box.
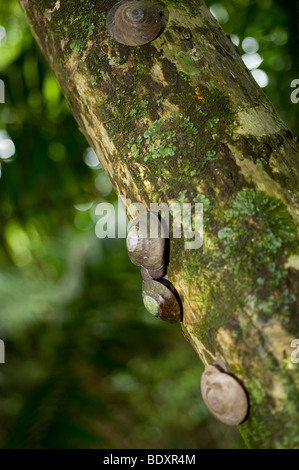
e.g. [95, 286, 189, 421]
[106, 1, 162, 46]
[200, 365, 249, 426]
[142, 279, 182, 323]
[126, 211, 166, 278]
[126, 211, 182, 322]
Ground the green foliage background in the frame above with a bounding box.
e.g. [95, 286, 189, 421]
[0, 0, 297, 449]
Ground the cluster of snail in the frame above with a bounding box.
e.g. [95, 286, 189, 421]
[126, 212, 249, 426]
[110, 0, 251, 424]
[106, 3, 249, 424]
[106, 1, 162, 46]
[126, 211, 182, 323]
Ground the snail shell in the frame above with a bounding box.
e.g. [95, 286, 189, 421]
[126, 211, 165, 275]
[141, 265, 165, 280]
[142, 280, 181, 323]
[106, 1, 161, 46]
[200, 365, 248, 426]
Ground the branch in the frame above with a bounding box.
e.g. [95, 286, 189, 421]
[18, 0, 299, 448]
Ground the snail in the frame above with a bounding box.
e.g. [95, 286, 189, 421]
[126, 211, 166, 278]
[106, 1, 161, 46]
[200, 365, 248, 426]
[141, 265, 165, 281]
[142, 279, 181, 323]
[126, 211, 182, 321]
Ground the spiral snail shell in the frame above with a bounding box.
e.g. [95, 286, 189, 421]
[126, 211, 166, 277]
[200, 365, 248, 426]
[106, 1, 162, 46]
[142, 279, 182, 323]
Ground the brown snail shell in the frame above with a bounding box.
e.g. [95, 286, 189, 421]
[106, 1, 161, 46]
[142, 280, 181, 323]
[126, 212, 165, 273]
[141, 265, 166, 280]
[200, 365, 248, 426]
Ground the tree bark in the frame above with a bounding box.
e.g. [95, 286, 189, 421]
[18, 0, 299, 449]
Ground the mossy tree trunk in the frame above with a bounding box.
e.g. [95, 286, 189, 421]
[19, 0, 299, 449]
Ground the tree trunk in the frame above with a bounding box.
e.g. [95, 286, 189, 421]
[18, 0, 299, 449]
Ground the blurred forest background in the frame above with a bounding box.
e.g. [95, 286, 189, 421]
[0, 0, 298, 449]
